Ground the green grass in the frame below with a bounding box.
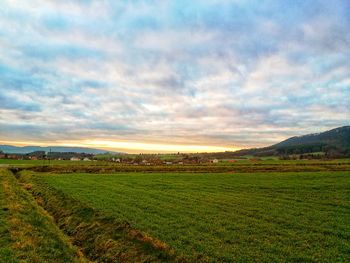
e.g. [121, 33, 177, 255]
[0, 158, 110, 166]
[19, 171, 184, 262]
[0, 158, 83, 165]
[0, 169, 85, 263]
[0, 170, 17, 262]
[158, 154, 183, 161]
[220, 158, 350, 164]
[94, 153, 127, 160]
[1, 158, 350, 170]
[7, 159, 349, 176]
[36, 171, 350, 262]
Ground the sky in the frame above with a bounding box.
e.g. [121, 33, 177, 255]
[0, 0, 349, 153]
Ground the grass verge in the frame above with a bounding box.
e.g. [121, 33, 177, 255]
[0, 169, 85, 263]
[0, 169, 17, 262]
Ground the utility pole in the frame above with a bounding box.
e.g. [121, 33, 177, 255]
[48, 148, 51, 166]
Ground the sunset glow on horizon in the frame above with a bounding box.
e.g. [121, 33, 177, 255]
[0, 139, 239, 154]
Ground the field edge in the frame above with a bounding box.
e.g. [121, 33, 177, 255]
[17, 170, 197, 263]
[0, 168, 85, 263]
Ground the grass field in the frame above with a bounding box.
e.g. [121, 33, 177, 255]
[30, 170, 350, 262]
[3, 158, 349, 176]
[0, 169, 85, 262]
[0, 158, 106, 166]
[0, 170, 17, 262]
[2, 158, 350, 166]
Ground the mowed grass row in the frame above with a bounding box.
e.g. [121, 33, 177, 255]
[36, 171, 350, 262]
[0, 170, 17, 262]
[0, 169, 85, 263]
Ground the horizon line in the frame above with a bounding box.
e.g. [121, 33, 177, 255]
[0, 139, 242, 154]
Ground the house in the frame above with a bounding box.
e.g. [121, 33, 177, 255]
[27, 151, 46, 160]
[70, 157, 80, 161]
[150, 159, 163, 165]
[8, 154, 21, 159]
[182, 156, 201, 164]
[83, 157, 91, 161]
[212, 159, 219, 163]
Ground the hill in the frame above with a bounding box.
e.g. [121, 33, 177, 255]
[194, 126, 350, 159]
[231, 126, 350, 157]
[274, 126, 350, 149]
[0, 145, 121, 155]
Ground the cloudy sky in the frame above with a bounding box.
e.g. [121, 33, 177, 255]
[0, 0, 349, 153]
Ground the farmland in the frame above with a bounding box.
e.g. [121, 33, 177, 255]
[1, 160, 350, 262]
[2, 158, 350, 174]
[0, 169, 85, 262]
[0, 158, 108, 166]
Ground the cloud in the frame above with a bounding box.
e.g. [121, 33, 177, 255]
[0, 94, 41, 112]
[0, 0, 349, 151]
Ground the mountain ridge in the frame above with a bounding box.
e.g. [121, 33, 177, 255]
[273, 126, 350, 148]
[231, 126, 350, 157]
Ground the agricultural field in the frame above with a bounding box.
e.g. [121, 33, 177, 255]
[0, 158, 107, 166]
[1, 160, 349, 262]
[0, 159, 109, 167]
[2, 158, 350, 175]
[20, 169, 350, 262]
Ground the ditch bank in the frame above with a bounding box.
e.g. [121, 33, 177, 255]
[15, 170, 195, 263]
[0, 168, 86, 262]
